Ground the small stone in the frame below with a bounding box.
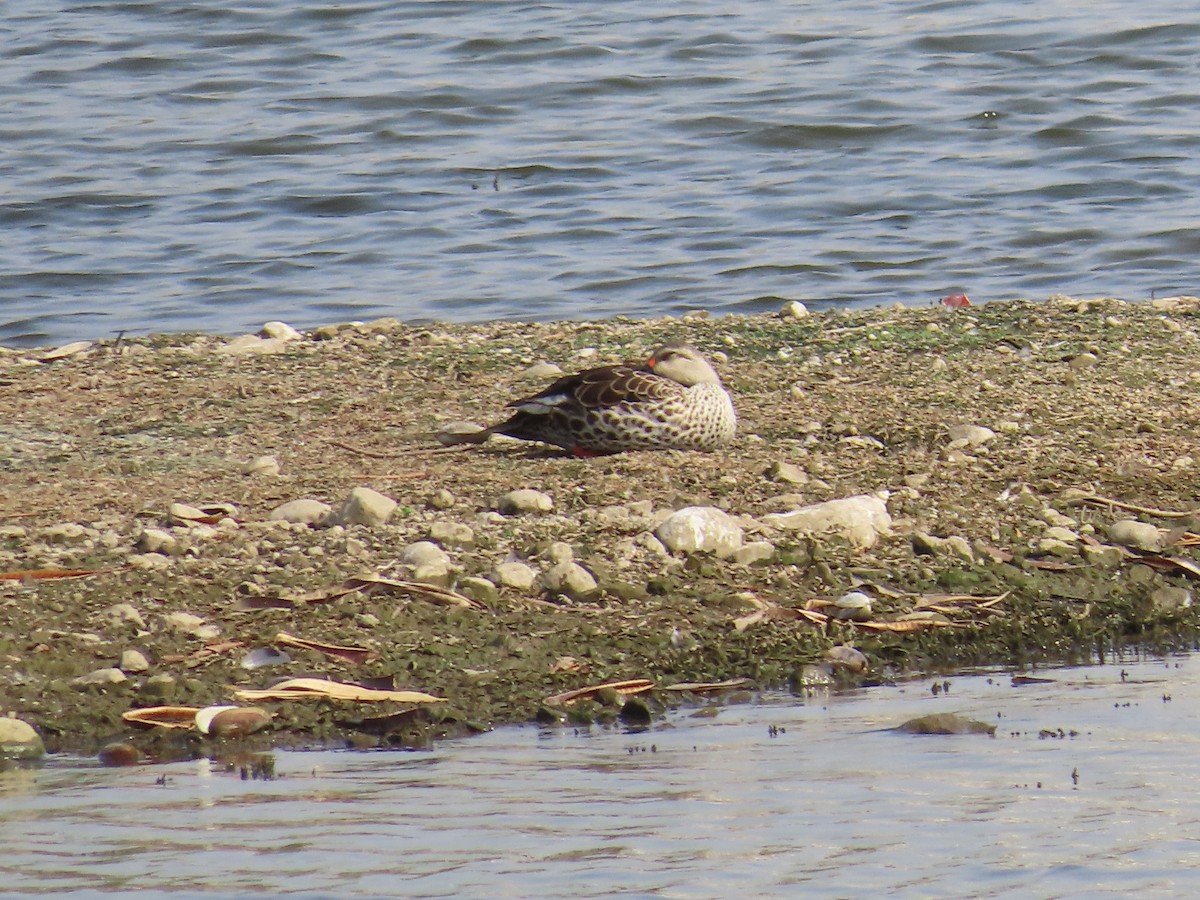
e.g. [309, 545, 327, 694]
[0, 718, 45, 760]
[824, 645, 869, 674]
[896, 713, 995, 736]
[765, 461, 808, 484]
[103, 603, 146, 630]
[335, 487, 397, 526]
[497, 489, 554, 515]
[137, 527, 179, 555]
[399, 541, 450, 569]
[140, 674, 177, 701]
[543, 561, 599, 600]
[427, 488, 456, 510]
[260, 320, 303, 341]
[1069, 352, 1098, 370]
[545, 541, 574, 564]
[268, 498, 332, 526]
[163, 612, 211, 636]
[518, 361, 564, 380]
[412, 562, 452, 587]
[119, 649, 151, 673]
[1036, 538, 1077, 558]
[1107, 519, 1163, 552]
[1150, 586, 1193, 613]
[493, 561, 537, 591]
[1043, 526, 1080, 543]
[732, 541, 775, 565]
[833, 591, 873, 621]
[72, 667, 128, 688]
[780, 300, 809, 319]
[761, 494, 892, 550]
[43, 523, 90, 544]
[947, 424, 995, 447]
[1081, 544, 1124, 568]
[655, 507, 744, 558]
[241, 455, 281, 477]
[436, 421, 488, 446]
[39, 340, 93, 362]
[312, 324, 341, 340]
[429, 521, 475, 548]
[98, 742, 142, 767]
[458, 576, 499, 603]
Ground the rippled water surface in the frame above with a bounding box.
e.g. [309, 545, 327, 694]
[2, 1, 1199, 346]
[5, 656, 1200, 897]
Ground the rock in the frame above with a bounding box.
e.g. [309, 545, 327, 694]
[1043, 526, 1080, 543]
[824, 645, 869, 674]
[731, 541, 775, 565]
[259, 321, 303, 341]
[412, 562, 452, 587]
[0, 718, 45, 760]
[195, 705, 273, 738]
[163, 612, 219, 640]
[655, 507, 744, 558]
[140, 674, 177, 701]
[493, 561, 537, 591]
[103, 603, 146, 630]
[220, 334, 292, 356]
[119, 649, 151, 673]
[427, 488, 455, 510]
[1036, 538, 1077, 559]
[833, 590, 873, 621]
[765, 461, 807, 484]
[1081, 544, 1124, 568]
[429, 521, 475, 547]
[98, 742, 142, 767]
[519, 362, 563, 380]
[1150, 586, 1192, 613]
[137, 527, 179, 555]
[760, 493, 892, 550]
[947, 424, 995, 447]
[895, 713, 996, 736]
[334, 487, 397, 526]
[437, 421, 488, 445]
[268, 498, 331, 525]
[543, 561, 599, 600]
[399, 541, 450, 569]
[1070, 352, 1098, 370]
[458, 576, 499, 603]
[1107, 519, 1163, 552]
[43, 523, 90, 544]
[497, 489, 554, 515]
[72, 667, 128, 688]
[545, 541, 574, 564]
[39, 340, 93, 362]
[780, 300, 809, 319]
[241, 455, 281, 477]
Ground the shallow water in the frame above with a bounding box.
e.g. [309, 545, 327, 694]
[5, 654, 1200, 897]
[2, 1, 1200, 346]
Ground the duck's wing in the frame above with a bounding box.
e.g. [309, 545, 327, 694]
[508, 363, 681, 412]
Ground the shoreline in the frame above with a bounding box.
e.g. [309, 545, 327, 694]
[3, 295, 1200, 762]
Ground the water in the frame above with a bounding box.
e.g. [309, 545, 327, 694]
[2, 3, 1199, 348]
[5, 655, 1200, 897]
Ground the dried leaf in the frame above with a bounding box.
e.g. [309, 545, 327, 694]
[122, 706, 202, 729]
[659, 678, 752, 693]
[856, 618, 953, 633]
[344, 575, 483, 609]
[550, 656, 585, 674]
[1132, 554, 1200, 580]
[275, 631, 375, 665]
[544, 678, 655, 707]
[231, 677, 445, 704]
[0, 566, 121, 581]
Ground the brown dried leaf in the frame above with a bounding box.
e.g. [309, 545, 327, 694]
[0, 566, 122, 581]
[856, 618, 953, 633]
[659, 678, 752, 693]
[1131, 554, 1200, 580]
[231, 677, 445, 704]
[275, 631, 375, 665]
[344, 575, 483, 609]
[544, 678, 655, 707]
[122, 706, 203, 729]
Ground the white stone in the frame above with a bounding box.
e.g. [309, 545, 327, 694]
[103, 603, 146, 630]
[518, 362, 564, 380]
[497, 489, 554, 515]
[43, 523, 90, 544]
[655, 507, 745, 558]
[260, 321, 303, 341]
[399, 541, 450, 569]
[269, 498, 332, 525]
[543, 561, 599, 600]
[732, 541, 775, 565]
[759, 493, 892, 550]
[493, 561, 537, 592]
[1107, 519, 1163, 552]
[780, 300, 809, 319]
[429, 521, 474, 547]
[72, 667, 127, 688]
[335, 487, 397, 526]
[137, 527, 179, 555]
[947, 424, 996, 447]
[241, 455, 281, 477]
[0, 718, 44, 759]
[120, 649, 151, 673]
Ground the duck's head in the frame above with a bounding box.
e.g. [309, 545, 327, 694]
[646, 344, 723, 386]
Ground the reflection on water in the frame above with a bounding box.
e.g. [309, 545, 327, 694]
[4, 655, 1200, 896]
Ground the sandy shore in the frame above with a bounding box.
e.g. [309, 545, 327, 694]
[2, 295, 1199, 760]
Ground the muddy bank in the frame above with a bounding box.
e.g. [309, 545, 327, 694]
[2, 296, 1199, 759]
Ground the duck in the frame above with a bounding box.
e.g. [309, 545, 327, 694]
[440, 344, 736, 456]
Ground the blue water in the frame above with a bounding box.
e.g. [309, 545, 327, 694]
[3, 1, 1199, 347]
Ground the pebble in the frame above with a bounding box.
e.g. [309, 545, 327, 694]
[1042, 526, 1080, 543]
[544, 541, 574, 564]
[543, 561, 599, 601]
[833, 591, 873, 621]
[140, 674, 177, 701]
[0, 717, 45, 760]
[779, 300, 810, 319]
[655, 507, 745, 558]
[497, 489, 554, 515]
[399, 541, 450, 569]
[163, 612, 219, 640]
[427, 488, 456, 510]
[259, 321, 303, 341]
[458, 576, 500, 603]
[1107, 519, 1163, 552]
[269, 498, 332, 525]
[1150, 586, 1193, 613]
[103, 603, 146, 630]
[334, 487, 397, 526]
[1070, 352, 1098, 370]
[824, 645, 869, 674]
[493, 561, 537, 591]
[119, 649, 151, 673]
[429, 521, 475, 548]
[946, 424, 996, 447]
[196, 705, 273, 738]
[731, 541, 776, 565]
[760, 494, 892, 550]
[765, 461, 807, 484]
[71, 667, 128, 688]
[137, 527, 179, 555]
[39, 340, 93, 362]
[519, 362, 564, 380]
[43, 523, 90, 544]
[241, 455, 281, 477]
